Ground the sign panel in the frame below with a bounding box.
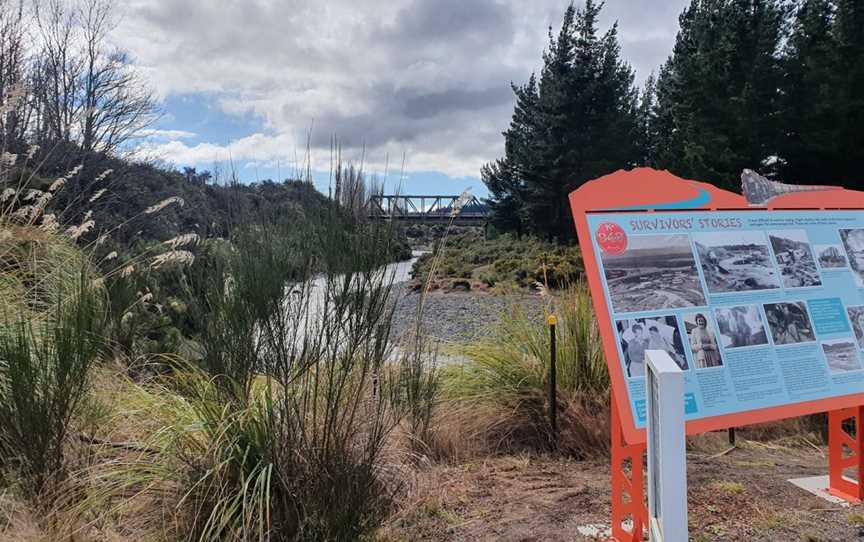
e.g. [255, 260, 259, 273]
[586, 209, 864, 433]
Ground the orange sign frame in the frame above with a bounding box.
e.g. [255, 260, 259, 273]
[569, 167, 864, 446]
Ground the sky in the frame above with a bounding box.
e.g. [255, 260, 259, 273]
[116, 0, 690, 198]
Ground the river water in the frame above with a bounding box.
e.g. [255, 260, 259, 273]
[382, 250, 423, 284]
[298, 250, 423, 334]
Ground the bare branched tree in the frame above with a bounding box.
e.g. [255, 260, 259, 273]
[30, 0, 157, 154]
[0, 0, 30, 144]
[77, 0, 156, 153]
[33, 0, 83, 145]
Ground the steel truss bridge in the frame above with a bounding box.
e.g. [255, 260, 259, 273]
[367, 194, 487, 223]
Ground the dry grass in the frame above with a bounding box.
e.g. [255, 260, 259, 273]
[687, 416, 827, 456]
[0, 491, 43, 541]
[433, 282, 610, 460]
[713, 480, 747, 495]
[398, 390, 610, 465]
[407, 402, 517, 463]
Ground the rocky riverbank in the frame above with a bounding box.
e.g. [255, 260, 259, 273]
[391, 283, 543, 344]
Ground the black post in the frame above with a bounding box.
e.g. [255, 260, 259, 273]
[728, 427, 736, 446]
[548, 314, 558, 447]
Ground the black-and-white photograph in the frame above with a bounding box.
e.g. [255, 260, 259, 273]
[840, 229, 864, 287]
[600, 234, 706, 314]
[815, 244, 849, 269]
[764, 301, 816, 345]
[616, 316, 688, 378]
[714, 305, 769, 348]
[821, 339, 862, 373]
[847, 305, 864, 350]
[768, 230, 821, 288]
[693, 231, 781, 293]
[682, 312, 724, 369]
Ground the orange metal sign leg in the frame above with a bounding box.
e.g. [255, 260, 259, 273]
[611, 396, 648, 541]
[828, 406, 864, 503]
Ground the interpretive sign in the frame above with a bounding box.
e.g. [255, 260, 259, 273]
[571, 168, 864, 444]
[589, 208, 864, 432]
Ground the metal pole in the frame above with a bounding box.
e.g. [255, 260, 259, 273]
[728, 427, 736, 446]
[548, 314, 558, 447]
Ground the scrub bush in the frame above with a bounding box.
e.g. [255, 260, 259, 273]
[69, 217, 437, 541]
[411, 230, 583, 289]
[0, 267, 105, 497]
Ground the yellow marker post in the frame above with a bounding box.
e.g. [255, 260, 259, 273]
[547, 313, 558, 447]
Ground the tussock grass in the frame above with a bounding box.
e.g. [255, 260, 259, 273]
[439, 281, 609, 458]
[49, 217, 437, 541]
[0, 146, 436, 540]
[0, 228, 90, 327]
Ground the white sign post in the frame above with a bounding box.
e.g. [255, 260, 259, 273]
[646, 349, 689, 542]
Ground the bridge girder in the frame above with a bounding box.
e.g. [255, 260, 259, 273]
[367, 194, 487, 223]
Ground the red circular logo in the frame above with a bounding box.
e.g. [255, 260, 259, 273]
[596, 222, 627, 255]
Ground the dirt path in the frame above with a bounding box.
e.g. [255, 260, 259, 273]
[380, 441, 864, 541]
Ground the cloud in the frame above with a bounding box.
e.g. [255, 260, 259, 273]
[116, 0, 689, 179]
[139, 128, 196, 140]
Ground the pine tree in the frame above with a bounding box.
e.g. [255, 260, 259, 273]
[637, 73, 658, 165]
[832, 0, 864, 186]
[776, 0, 864, 187]
[483, 1, 640, 242]
[481, 74, 541, 237]
[777, 0, 839, 184]
[481, 159, 524, 236]
[650, 0, 786, 191]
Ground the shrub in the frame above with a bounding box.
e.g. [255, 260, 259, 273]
[0, 266, 105, 497]
[392, 331, 440, 458]
[411, 230, 583, 289]
[67, 217, 433, 541]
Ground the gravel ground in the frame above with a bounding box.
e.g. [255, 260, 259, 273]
[390, 284, 543, 344]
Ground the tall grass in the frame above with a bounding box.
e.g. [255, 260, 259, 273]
[442, 281, 609, 457]
[392, 331, 440, 459]
[0, 140, 438, 538]
[0, 266, 105, 497]
[61, 214, 435, 541]
[178, 218, 403, 540]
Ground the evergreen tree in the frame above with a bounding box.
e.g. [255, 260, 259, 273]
[776, 0, 864, 187]
[481, 74, 541, 236]
[650, 0, 787, 191]
[481, 158, 524, 236]
[831, 0, 864, 186]
[777, 0, 839, 184]
[483, 1, 640, 242]
[637, 73, 658, 165]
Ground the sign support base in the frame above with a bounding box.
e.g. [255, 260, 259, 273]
[828, 406, 864, 503]
[611, 395, 647, 542]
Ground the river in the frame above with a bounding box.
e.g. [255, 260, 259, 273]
[382, 250, 424, 284]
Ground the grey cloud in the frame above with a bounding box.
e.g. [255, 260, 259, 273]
[397, 86, 513, 120]
[382, 0, 514, 45]
[118, 0, 690, 177]
[304, 93, 512, 151]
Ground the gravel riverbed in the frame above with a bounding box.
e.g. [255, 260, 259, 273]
[390, 284, 543, 344]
